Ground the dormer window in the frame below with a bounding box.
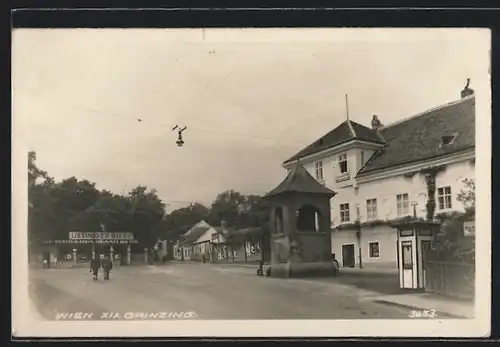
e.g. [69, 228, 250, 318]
[440, 133, 458, 147]
[338, 153, 348, 174]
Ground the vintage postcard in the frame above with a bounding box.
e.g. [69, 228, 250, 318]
[12, 27, 491, 338]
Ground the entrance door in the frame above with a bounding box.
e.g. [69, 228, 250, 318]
[421, 240, 432, 288]
[401, 240, 414, 288]
[342, 244, 355, 268]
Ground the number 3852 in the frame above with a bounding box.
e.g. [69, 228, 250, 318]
[409, 309, 437, 318]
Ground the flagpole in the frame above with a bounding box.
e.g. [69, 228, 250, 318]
[345, 94, 350, 121]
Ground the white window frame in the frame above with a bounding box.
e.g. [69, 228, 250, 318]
[368, 241, 380, 259]
[366, 198, 378, 220]
[396, 193, 410, 217]
[338, 153, 348, 174]
[315, 161, 324, 181]
[340, 203, 350, 223]
[437, 186, 452, 210]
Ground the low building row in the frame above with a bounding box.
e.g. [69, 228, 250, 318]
[173, 220, 271, 264]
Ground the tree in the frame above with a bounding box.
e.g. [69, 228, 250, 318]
[432, 178, 476, 263]
[234, 194, 270, 228]
[207, 190, 269, 229]
[75, 192, 132, 234]
[28, 152, 56, 255]
[127, 186, 167, 247]
[50, 177, 101, 239]
[457, 178, 475, 212]
[28, 151, 47, 188]
[163, 202, 210, 240]
[208, 190, 248, 227]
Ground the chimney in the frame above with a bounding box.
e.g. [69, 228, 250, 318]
[371, 115, 382, 130]
[221, 220, 227, 230]
[461, 78, 474, 98]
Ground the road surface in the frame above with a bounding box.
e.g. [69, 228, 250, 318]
[29, 262, 410, 320]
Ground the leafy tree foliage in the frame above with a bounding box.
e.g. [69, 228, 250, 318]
[457, 178, 475, 211]
[28, 152, 270, 250]
[431, 178, 476, 263]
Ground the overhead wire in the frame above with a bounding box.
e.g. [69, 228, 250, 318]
[72, 103, 314, 145]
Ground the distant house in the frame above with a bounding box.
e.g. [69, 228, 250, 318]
[174, 220, 221, 261]
[175, 220, 270, 264]
[281, 82, 476, 270]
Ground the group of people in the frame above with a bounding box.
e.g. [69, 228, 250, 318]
[90, 254, 113, 281]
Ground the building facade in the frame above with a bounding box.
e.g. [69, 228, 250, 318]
[173, 220, 221, 261]
[282, 84, 476, 270]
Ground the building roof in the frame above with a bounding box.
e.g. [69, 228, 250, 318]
[266, 161, 336, 197]
[178, 222, 212, 247]
[283, 120, 384, 164]
[358, 94, 475, 176]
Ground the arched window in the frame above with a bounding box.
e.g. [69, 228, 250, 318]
[296, 205, 321, 232]
[274, 207, 284, 234]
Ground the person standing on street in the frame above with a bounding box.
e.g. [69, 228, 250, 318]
[102, 255, 113, 280]
[90, 255, 101, 280]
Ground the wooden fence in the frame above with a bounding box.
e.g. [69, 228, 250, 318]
[425, 260, 475, 300]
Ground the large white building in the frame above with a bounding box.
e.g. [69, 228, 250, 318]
[282, 84, 475, 270]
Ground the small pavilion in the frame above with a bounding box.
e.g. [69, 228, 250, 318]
[265, 160, 337, 278]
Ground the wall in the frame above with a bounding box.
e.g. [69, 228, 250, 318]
[360, 225, 398, 269]
[325, 158, 475, 229]
[208, 240, 263, 263]
[356, 160, 475, 222]
[331, 229, 359, 267]
[196, 227, 219, 244]
[182, 247, 192, 261]
[244, 240, 263, 263]
[331, 226, 398, 269]
[301, 147, 372, 191]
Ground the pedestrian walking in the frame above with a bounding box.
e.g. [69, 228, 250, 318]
[102, 255, 113, 280]
[90, 256, 101, 280]
[256, 260, 264, 276]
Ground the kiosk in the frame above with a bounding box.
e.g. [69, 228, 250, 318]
[265, 161, 337, 278]
[391, 219, 440, 290]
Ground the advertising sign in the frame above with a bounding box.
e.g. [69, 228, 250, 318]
[43, 239, 138, 245]
[43, 231, 138, 245]
[69, 232, 134, 240]
[463, 221, 475, 237]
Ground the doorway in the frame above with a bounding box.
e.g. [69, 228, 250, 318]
[401, 240, 414, 288]
[341, 244, 355, 268]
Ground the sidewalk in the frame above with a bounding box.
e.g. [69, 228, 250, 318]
[339, 267, 398, 276]
[170, 260, 257, 268]
[368, 292, 475, 319]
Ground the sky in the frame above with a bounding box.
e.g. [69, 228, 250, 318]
[12, 28, 490, 211]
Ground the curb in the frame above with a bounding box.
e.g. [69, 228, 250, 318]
[373, 299, 470, 319]
[171, 261, 257, 268]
